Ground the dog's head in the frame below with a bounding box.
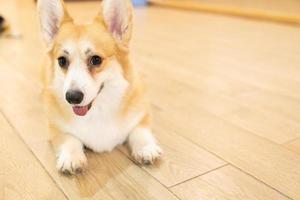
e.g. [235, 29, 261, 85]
[38, 0, 133, 116]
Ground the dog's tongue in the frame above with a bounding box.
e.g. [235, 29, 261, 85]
[72, 105, 89, 116]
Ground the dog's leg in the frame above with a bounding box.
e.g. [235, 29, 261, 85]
[128, 115, 162, 164]
[50, 126, 87, 174]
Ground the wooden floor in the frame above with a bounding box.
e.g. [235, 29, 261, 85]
[1, 0, 300, 199]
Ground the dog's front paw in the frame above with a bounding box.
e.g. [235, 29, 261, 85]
[132, 143, 163, 165]
[56, 149, 87, 175]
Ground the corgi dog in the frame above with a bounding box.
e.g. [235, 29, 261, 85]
[38, 0, 162, 174]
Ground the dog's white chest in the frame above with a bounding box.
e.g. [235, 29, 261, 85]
[65, 107, 127, 152]
[62, 79, 130, 152]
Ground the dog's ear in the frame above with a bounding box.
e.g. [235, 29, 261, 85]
[101, 0, 133, 48]
[37, 0, 71, 46]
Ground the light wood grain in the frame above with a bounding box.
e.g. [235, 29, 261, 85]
[130, 7, 300, 145]
[171, 165, 289, 200]
[1, 0, 300, 199]
[193, 0, 300, 14]
[140, 58, 300, 198]
[283, 138, 300, 154]
[149, 0, 300, 25]
[150, 0, 300, 15]
[131, 8, 300, 198]
[137, 58, 300, 144]
[0, 114, 67, 200]
[120, 122, 227, 187]
[150, 89, 300, 199]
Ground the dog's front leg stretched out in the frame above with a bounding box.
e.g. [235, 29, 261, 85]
[50, 126, 87, 175]
[128, 124, 162, 165]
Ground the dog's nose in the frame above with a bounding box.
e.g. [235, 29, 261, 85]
[66, 90, 84, 104]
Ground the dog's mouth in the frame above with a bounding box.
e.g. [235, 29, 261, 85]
[71, 83, 104, 116]
[72, 103, 92, 116]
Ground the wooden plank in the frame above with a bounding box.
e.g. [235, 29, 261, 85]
[134, 23, 300, 195]
[0, 114, 67, 200]
[135, 42, 300, 196]
[148, 86, 300, 199]
[171, 165, 289, 200]
[129, 9, 300, 144]
[134, 33, 300, 101]
[138, 59, 300, 144]
[283, 139, 300, 154]
[233, 90, 300, 123]
[137, 49, 300, 126]
[133, 8, 300, 96]
[148, 0, 300, 25]
[188, 0, 300, 14]
[119, 121, 226, 187]
[106, 6, 300, 197]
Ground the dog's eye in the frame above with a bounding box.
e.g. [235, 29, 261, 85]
[58, 56, 69, 69]
[89, 55, 102, 67]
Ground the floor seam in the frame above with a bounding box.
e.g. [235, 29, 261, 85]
[0, 109, 70, 200]
[117, 148, 181, 200]
[229, 164, 294, 200]
[282, 137, 300, 145]
[169, 163, 229, 189]
[171, 127, 294, 200]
